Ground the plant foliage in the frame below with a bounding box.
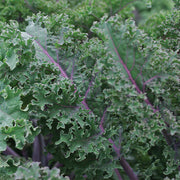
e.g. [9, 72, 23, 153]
[0, 0, 179, 179]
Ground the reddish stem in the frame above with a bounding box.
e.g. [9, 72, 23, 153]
[106, 24, 158, 113]
[99, 107, 107, 133]
[99, 107, 135, 180]
[143, 75, 161, 92]
[84, 75, 95, 99]
[81, 99, 91, 111]
[108, 138, 120, 158]
[120, 157, 138, 180]
[114, 168, 123, 180]
[3, 146, 20, 157]
[34, 39, 68, 78]
[32, 35, 92, 111]
[31, 30, 137, 179]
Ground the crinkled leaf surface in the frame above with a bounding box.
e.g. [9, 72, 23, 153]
[0, 85, 37, 151]
[0, 1, 179, 179]
[5, 48, 19, 70]
[14, 162, 69, 180]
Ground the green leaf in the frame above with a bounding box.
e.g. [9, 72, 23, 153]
[14, 162, 69, 180]
[0, 86, 36, 151]
[5, 49, 19, 70]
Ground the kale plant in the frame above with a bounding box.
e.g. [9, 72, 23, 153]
[0, 0, 179, 179]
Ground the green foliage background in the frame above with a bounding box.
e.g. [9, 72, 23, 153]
[0, 0, 179, 179]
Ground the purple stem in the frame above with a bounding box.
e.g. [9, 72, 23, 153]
[108, 32, 140, 94]
[84, 75, 95, 99]
[32, 30, 137, 179]
[108, 138, 120, 158]
[143, 75, 161, 92]
[35, 40, 68, 78]
[32, 136, 41, 162]
[106, 24, 179, 176]
[81, 99, 91, 111]
[99, 107, 107, 133]
[32, 36, 92, 112]
[99, 107, 122, 178]
[99, 106, 136, 179]
[135, 57, 148, 82]
[106, 24, 158, 113]
[120, 157, 138, 180]
[32, 118, 48, 166]
[114, 169, 123, 180]
[81, 75, 97, 112]
[32, 134, 48, 166]
[3, 146, 20, 157]
[32, 37, 68, 78]
[99, 108, 122, 178]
